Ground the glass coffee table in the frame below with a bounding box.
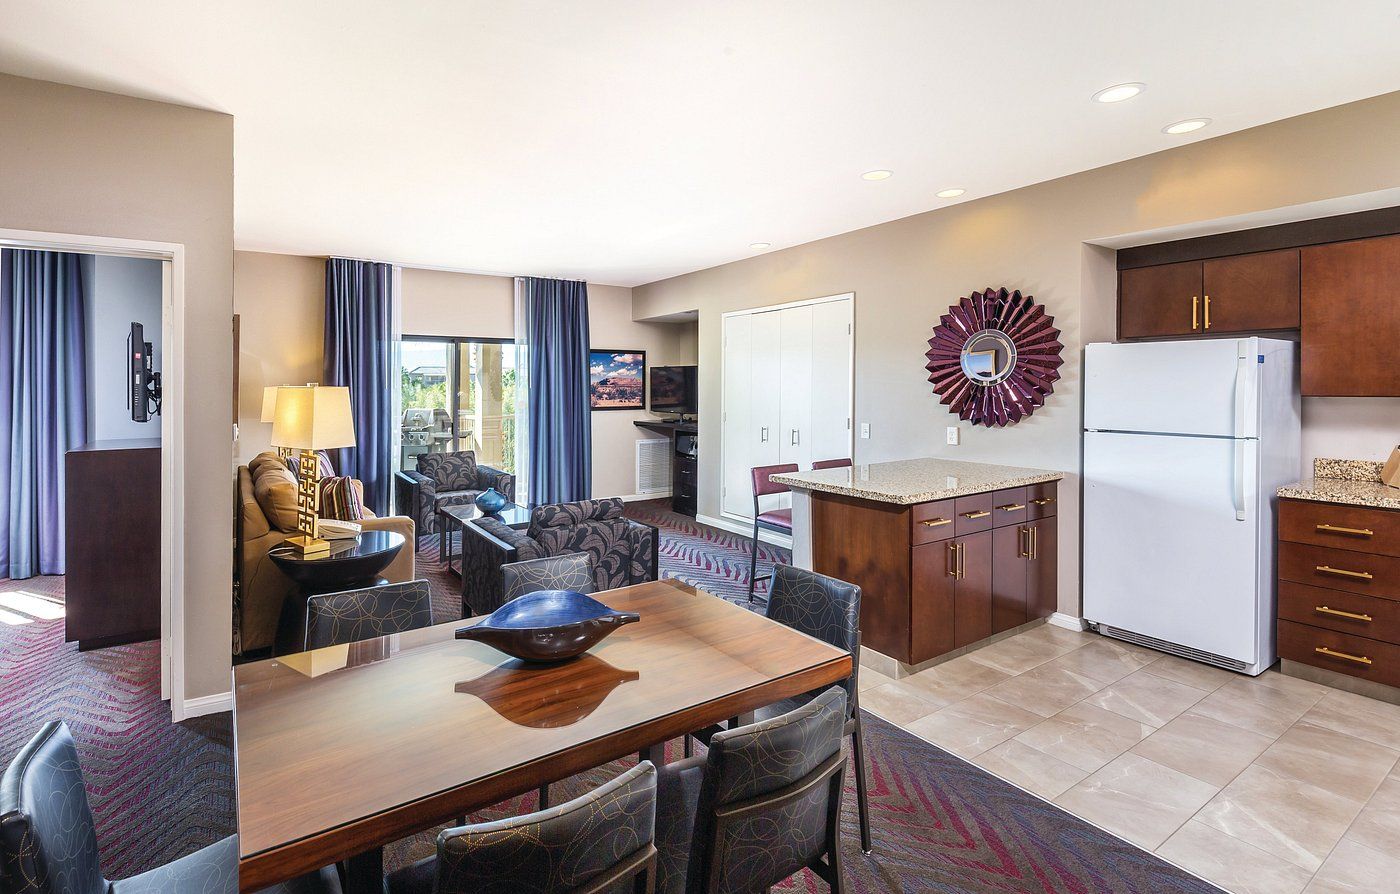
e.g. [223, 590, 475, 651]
[438, 500, 532, 578]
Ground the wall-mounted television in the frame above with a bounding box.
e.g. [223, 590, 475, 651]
[649, 365, 697, 417]
[128, 321, 161, 423]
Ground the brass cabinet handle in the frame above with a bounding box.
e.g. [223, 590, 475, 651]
[921, 517, 952, 528]
[1314, 645, 1372, 666]
[958, 542, 966, 579]
[1204, 294, 1211, 330]
[1315, 605, 1373, 623]
[1030, 524, 1038, 560]
[1316, 565, 1374, 581]
[997, 503, 1026, 512]
[1192, 296, 1199, 330]
[1017, 525, 1029, 559]
[946, 542, 958, 578]
[1316, 524, 1374, 537]
[1031, 497, 1055, 506]
[961, 510, 990, 520]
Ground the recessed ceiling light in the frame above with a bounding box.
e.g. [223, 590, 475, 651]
[861, 169, 893, 181]
[935, 188, 966, 199]
[749, 242, 771, 250]
[1162, 118, 1211, 135]
[1091, 82, 1146, 103]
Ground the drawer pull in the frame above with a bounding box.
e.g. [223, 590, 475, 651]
[961, 510, 991, 520]
[1315, 524, 1374, 537]
[1314, 646, 1373, 666]
[1316, 565, 1374, 581]
[1315, 605, 1373, 623]
[997, 503, 1026, 512]
[1031, 498, 1055, 506]
[921, 517, 952, 528]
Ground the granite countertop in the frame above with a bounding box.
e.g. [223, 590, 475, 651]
[1278, 457, 1400, 511]
[770, 457, 1063, 506]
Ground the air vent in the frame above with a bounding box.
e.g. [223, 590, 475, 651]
[636, 439, 671, 495]
[1095, 624, 1249, 673]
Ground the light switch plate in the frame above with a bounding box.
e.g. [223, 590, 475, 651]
[859, 422, 871, 439]
[946, 426, 960, 445]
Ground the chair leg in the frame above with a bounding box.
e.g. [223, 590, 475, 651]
[684, 734, 693, 758]
[747, 519, 761, 602]
[538, 785, 550, 809]
[852, 718, 872, 854]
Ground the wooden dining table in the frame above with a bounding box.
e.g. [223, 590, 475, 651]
[233, 577, 853, 893]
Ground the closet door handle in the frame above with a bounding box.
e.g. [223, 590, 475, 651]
[759, 426, 768, 443]
[790, 429, 800, 446]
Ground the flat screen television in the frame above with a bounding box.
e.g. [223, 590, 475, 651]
[128, 321, 161, 422]
[649, 365, 697, 416]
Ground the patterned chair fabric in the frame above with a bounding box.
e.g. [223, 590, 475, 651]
[0, 721, 340, 894]
[656, 689, 848, 894]
[386, 761, 658, 894]
[501, 553, 596, 602]
[303, 579, 435, 651]
[767, 565, 861, 703]
[394, 450, 516, 538]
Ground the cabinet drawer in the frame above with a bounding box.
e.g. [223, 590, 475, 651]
[912, 499, 956, 545]
[1279, 498, 1400, 557]
[1279, 581, 1400, 644]
[954, 492, 994, 535]
[1279, 619, 1400, 688]
[1027, 481, 1058, 520]
[991, 487, 1028, 527]
[1278, 541, 1400, 600]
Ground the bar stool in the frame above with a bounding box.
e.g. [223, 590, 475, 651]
[812, 457, 853, 470]
[747, 463, 797, 602]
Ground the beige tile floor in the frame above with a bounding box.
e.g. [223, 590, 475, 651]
[859, 623, 1400, 894]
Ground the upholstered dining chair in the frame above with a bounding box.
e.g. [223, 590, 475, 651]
[386, 762, 658, 894]
[0, 721, 341, 894]
[747, 463, 798, 602]
[500, 553, 596, 602]
[301, 579, 435, 652]
[655, 688, 848, 894]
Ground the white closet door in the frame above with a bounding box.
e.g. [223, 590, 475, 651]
[750, 310, 783, 471]
[778, 305, 813, 468]
[809, 298, 853, 464]
[722, 313, 754, 517]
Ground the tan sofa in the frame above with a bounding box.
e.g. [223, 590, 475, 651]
[235, 452, 415, 655]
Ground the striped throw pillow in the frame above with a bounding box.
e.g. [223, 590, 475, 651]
[318, 475, 365, 521]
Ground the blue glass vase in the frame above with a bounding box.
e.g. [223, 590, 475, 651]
[475, 486, 507, 514]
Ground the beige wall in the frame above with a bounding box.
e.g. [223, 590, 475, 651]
[633, 91, 1400, 616]
[0, 73, 235, 700]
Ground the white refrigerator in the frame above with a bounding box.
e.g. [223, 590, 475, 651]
[1082, 337, 1300, 675]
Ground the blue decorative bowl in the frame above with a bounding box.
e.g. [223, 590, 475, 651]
[475, 486, 508, 514]
[455, 590, 640, 663]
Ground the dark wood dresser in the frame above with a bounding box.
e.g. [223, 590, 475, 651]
[65, 438, 161, 650]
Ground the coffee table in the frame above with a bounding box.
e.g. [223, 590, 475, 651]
[437, 500, 531, 577]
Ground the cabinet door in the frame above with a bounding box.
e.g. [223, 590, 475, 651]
[911, 540, 956, 663]
[1302, 234, 1400, 396]
[721, 313, 754, 517]
[953, 531, 993, 649]
[749, 310, 783, 467]
[1027, 517, 1058, 620]
[991, 524, 1028, 634]
[778, 305, 813, 467]
[808, 298, 853, 466]
[1119, 261, 1203, 339]
[1202, 249, 1299, 333]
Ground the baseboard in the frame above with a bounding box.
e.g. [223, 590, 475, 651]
[1048, 612, 1086, 631]
[617, 492, 670, 503]
[180, 691, 232, 720]
[696, 513, 794, 550]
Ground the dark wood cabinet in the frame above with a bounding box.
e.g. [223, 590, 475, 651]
[991, 524, 1028, 634]
[911, 540, 955, 661]
[1027, 518, 1057, 620]
[1119, 261, 1202, 339]
[952, 531, 993, 648]
[1202, 249, 1300, 333]
[1301, 234, 1400, 396]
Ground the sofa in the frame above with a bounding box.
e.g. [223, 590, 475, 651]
[460, 497, 658, 616]
[394, 450, 515, 543]
[235, 451, 415, 656]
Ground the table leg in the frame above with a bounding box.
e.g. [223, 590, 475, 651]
[342, 847, 385, 894]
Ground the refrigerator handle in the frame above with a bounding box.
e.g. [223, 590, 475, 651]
[1233, 440, 1248, 522]
[1232, 343, 1253, 439]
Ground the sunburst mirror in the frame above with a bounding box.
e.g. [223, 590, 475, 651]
[925, 287, 1063, 427]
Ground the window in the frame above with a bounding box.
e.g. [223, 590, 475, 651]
[399, 336, 518, 474]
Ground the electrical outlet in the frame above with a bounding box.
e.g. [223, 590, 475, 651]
[859, 422, 871, 439]
[946, 426, 960, 445]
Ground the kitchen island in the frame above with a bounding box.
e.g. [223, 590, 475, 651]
[771, 458, 1064, 674]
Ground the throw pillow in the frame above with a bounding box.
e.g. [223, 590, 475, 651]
[318, 475, 365, 521]
[252, 465, 301, 532]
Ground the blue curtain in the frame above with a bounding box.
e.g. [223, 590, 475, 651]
[323, 258, 394, 515]
[0, 250, 88, 579]
[522, 277, 591, 504]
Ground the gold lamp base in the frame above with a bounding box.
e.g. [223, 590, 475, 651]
[284, 533, 331, 556]
[290, 450, 329, 556]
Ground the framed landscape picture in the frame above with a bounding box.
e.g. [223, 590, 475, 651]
[589, 349, 646, 410]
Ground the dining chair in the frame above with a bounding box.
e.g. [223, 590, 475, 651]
[747, 463, 798, 602]
[302, 579, 435, 652]
[811, 458, 853, 470]
[0, 721, 341, 894]
[500, 553, 596, 602]
[655, 688, 848, 894]
[385, 762, 658, 894]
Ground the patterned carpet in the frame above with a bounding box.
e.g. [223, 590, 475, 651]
[1, 503, 1221, 892]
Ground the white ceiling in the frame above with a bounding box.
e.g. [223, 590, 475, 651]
[1, 1, 1399, 287]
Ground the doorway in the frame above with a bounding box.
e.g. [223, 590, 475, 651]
[399, 335, 519, 474]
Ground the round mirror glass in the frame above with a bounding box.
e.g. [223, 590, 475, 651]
[959, 329, 1017, 386]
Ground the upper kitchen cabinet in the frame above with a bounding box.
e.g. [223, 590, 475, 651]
[1302, 233, 1400, 396]
[1118, 250, 1299, 339]
[1119, 260, 1201, 339]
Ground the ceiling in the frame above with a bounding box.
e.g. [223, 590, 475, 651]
[1, 1, 1398, 287]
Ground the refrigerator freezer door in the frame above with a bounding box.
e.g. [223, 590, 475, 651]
[1085, 338, 1258, 437]
[1083, 430, 1260, 666]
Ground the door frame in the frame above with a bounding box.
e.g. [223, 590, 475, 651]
[0, 227, 187, 719]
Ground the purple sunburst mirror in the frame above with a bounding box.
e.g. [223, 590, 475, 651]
[925, 287, 1063, 427]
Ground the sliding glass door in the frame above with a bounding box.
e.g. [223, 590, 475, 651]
[399, 336, 518, 473]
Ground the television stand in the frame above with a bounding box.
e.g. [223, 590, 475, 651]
[633, 419, 697, 517]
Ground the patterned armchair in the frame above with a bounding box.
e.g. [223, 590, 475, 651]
[394, 451, 515, 542]
[460, 497, 658, 616]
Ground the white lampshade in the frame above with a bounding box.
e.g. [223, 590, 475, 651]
[271, 385, 356, 451]
[260, 386, 281, 424]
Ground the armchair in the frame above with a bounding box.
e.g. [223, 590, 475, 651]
[459, 497, 658, 616]
[394, 450, 515, 544]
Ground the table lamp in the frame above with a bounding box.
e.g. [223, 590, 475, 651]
[270, 385, 356, 555]
[261, 386, 296, 461]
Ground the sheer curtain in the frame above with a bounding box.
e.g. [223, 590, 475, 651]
[514, 276, 591, 505]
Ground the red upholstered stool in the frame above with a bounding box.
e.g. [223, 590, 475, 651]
[748, 463, 797, 602]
